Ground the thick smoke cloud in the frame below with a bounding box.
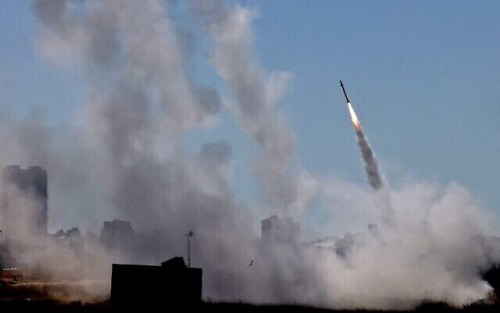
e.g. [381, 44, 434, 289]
[0, 0, 496, 309]
[33, 0, 228, 228]
[31, 0, 257, 301]
[319, 179, 500, 308]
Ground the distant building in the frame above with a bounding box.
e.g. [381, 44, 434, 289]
[99, 219, 135, 250]
[261, 215, 300, 245]
[111, 257, 202, 308]
[306, 224, 377, 258]
[54, 227, 81, 240]
[99, 219, 161, 264]
[0, 165, 48, 239]
[53, 227, 82, 251]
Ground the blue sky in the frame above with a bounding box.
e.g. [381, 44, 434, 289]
[1, 0, 500, 214]
[254, 0, 500, 210]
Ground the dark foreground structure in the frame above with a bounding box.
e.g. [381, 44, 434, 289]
[111, 257, 202, 309]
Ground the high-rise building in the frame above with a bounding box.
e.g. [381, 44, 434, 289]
[0, 165, 48, 239]
[100, 219, 136, 250]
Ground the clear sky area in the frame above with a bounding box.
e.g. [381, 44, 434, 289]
[0, 0, 499, 234]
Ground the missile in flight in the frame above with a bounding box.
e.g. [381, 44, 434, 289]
[339, 79, 350, 103]
[340, 80, 361, 129]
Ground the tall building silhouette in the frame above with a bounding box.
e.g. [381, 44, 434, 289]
[0, 165, 48, 239]
[100, 219, 135, 250]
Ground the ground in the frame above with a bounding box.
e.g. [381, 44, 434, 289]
[1, 301, 500, 313]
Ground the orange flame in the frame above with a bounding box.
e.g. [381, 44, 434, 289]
[347, 102, 361, 130]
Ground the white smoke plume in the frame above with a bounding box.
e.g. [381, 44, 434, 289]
[0, 0, 497, 309]
[191, 0, 301, 215]
[319, 179, 499, 309]
[347, 101, 394, 226]
[354, 127, 383, 191]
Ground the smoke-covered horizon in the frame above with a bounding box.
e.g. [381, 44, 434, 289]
[0, 0, 499, 309]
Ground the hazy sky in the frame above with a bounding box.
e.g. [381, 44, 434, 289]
[1, 0, 499, 217]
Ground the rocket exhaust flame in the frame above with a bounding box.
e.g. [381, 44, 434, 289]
[347, 102, 361, 130]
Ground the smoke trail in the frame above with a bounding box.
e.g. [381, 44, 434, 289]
[347, 101, 394, 227]
[347, 102, 384, 191]
[191, 1, 300, 214]
[355, 127, 383, 190]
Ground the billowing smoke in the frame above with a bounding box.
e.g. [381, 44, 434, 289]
[319, 179, 499, 309]
[31, 0, 260, 302]
[0, 0, 497, 309]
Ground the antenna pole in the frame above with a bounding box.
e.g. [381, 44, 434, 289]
[187, 235, 191, 267]
[185, 231, 194, 267]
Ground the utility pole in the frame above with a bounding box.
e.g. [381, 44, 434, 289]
[185, 230, 194, 267]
